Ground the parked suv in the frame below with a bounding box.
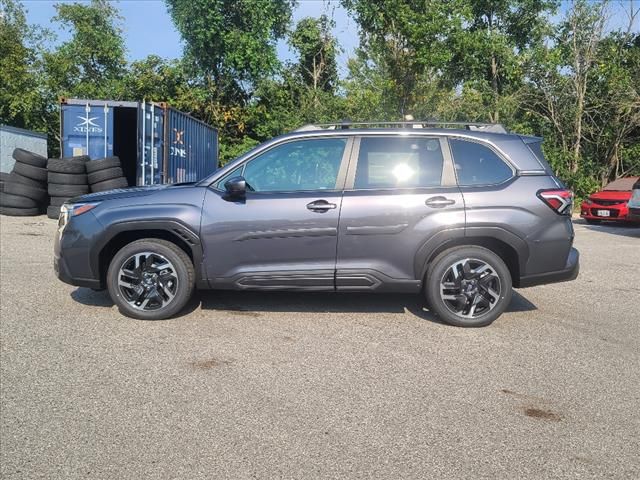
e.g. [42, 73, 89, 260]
[54, 122, 579, 327]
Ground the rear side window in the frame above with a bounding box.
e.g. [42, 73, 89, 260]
[354, 137, 444, 189]
[450, 139, 513, 186]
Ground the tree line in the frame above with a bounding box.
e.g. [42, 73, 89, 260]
[1, 0, 638, 198]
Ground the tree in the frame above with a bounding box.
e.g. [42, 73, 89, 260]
[165, 0, 295, 101]
[43, 0, 127, 99]
[342, 0, 459, 117]
[121, 55, 189, 103]
[445, 0, 558, 123]
[0, 0, 47, 130]
[290, 15, 338, 94]
[557, 0, 608, 173]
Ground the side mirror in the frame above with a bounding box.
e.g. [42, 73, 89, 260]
[224, 176, 247, 198]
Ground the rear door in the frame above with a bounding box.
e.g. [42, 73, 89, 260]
[335, 135, 465, 291]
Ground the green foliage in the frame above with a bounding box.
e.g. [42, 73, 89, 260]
[44, 0, 126, 99]
[0, 0, 48, 131]
[290, 15, 338, 93]
[165, 0, 295, 99]
[1, 0, 638, 197]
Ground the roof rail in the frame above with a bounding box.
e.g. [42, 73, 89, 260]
[294, 121, 508, 134]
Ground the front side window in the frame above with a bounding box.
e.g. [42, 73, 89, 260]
[354, 137, 444, 189]
[449, 139, 513, 186]
[242, 138, 346, 192]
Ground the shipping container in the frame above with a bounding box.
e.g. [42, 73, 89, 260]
[60, 98, 218, 186]
[0, 125, 48, 173]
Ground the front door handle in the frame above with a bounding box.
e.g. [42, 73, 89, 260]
[425, 196, 456, 208]
[307, 200, 337, 212]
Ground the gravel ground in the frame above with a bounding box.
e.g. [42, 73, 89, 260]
[1, 215, 639, 479]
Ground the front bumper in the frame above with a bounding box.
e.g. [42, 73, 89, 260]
[54, 253, 101, 289]
[517, 247, 579, 288]
[53, 212, 103, 289]
[580, 203, 633, 221]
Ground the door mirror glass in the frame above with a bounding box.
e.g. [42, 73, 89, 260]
[224, 176, 247, 197]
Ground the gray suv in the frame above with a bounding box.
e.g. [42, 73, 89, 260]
[54, 122, 579, 327]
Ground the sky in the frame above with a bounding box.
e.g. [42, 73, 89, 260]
[22, 0, 639, 75]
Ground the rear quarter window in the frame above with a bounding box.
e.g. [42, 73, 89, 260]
[449, 139, 513, 186]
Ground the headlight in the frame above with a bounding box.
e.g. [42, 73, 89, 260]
[59, 202, 98, 229]
[584, 198, 593, 205]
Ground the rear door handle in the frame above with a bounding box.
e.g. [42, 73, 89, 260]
[307, 200, 337, 211]
[425, 196, 456, 208]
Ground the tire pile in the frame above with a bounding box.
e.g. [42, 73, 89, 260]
[1, 149, 130, 219]
[46, 156, 90, 219]
[0, 149, 49, 216]
[86, 156, 128, 193]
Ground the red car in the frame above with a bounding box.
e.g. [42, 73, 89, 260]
[580, 176, 640, 224]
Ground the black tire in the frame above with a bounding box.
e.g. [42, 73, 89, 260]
[48, 183, 89, 197]
[106, 239, 195, 320]
[50, 196, 71, 207]
[91, 177, 128, 192]
[47, 205, 61, 219]
[0, 206, 41, 216]
[85, 156, 121, 173]
[47, 172, 88, 185]
[3, 181, 48, 202]
[46, 158, 87, 174]
[425, 246, 512, 328]
[88, 167, 124, 185]
[0, 192, 39, 209]
[8, 172, 43, 188]
[0, 172, 10, 183]
[0, 181, 4, 193]
[13, 148, 47, 168]
[13, 162, 48, 182]
[67, 155, 90, 163]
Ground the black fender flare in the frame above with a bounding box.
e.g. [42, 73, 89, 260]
[90, 219, 207, 288]
[413, 226, 529, 281]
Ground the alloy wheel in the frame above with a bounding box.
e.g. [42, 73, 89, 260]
[439, 258, 502, 318]
[117, 252, 179, 311]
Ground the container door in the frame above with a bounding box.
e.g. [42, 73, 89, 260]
[61, 103, 113, 159]
[138, 102, 164, 185]
[166, 108, 218, 184]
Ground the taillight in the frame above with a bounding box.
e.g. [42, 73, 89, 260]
[537, 189, 573, 215]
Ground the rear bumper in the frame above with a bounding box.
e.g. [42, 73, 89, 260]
[517, 247, 579, 288]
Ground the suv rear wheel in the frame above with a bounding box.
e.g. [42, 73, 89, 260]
[106, 239, 195, 320]
[425, 246, 512, 327]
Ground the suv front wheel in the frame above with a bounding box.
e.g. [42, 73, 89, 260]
[106, 239, 195, 320]
[425, 246, 512, 327]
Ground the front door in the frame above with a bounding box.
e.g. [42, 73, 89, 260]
[336, 136, 465, 291]
[201, 137, 351, 290]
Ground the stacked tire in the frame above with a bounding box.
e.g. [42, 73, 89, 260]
[0, 149, 49, 216]
[46, 156, 90, 219]
[86, 157, 128, 193]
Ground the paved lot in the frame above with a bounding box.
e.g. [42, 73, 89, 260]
[0, 215, 638, 479]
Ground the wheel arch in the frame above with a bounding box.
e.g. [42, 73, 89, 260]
[91, 220, 207, 289]
[415, 228, 528, 287]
